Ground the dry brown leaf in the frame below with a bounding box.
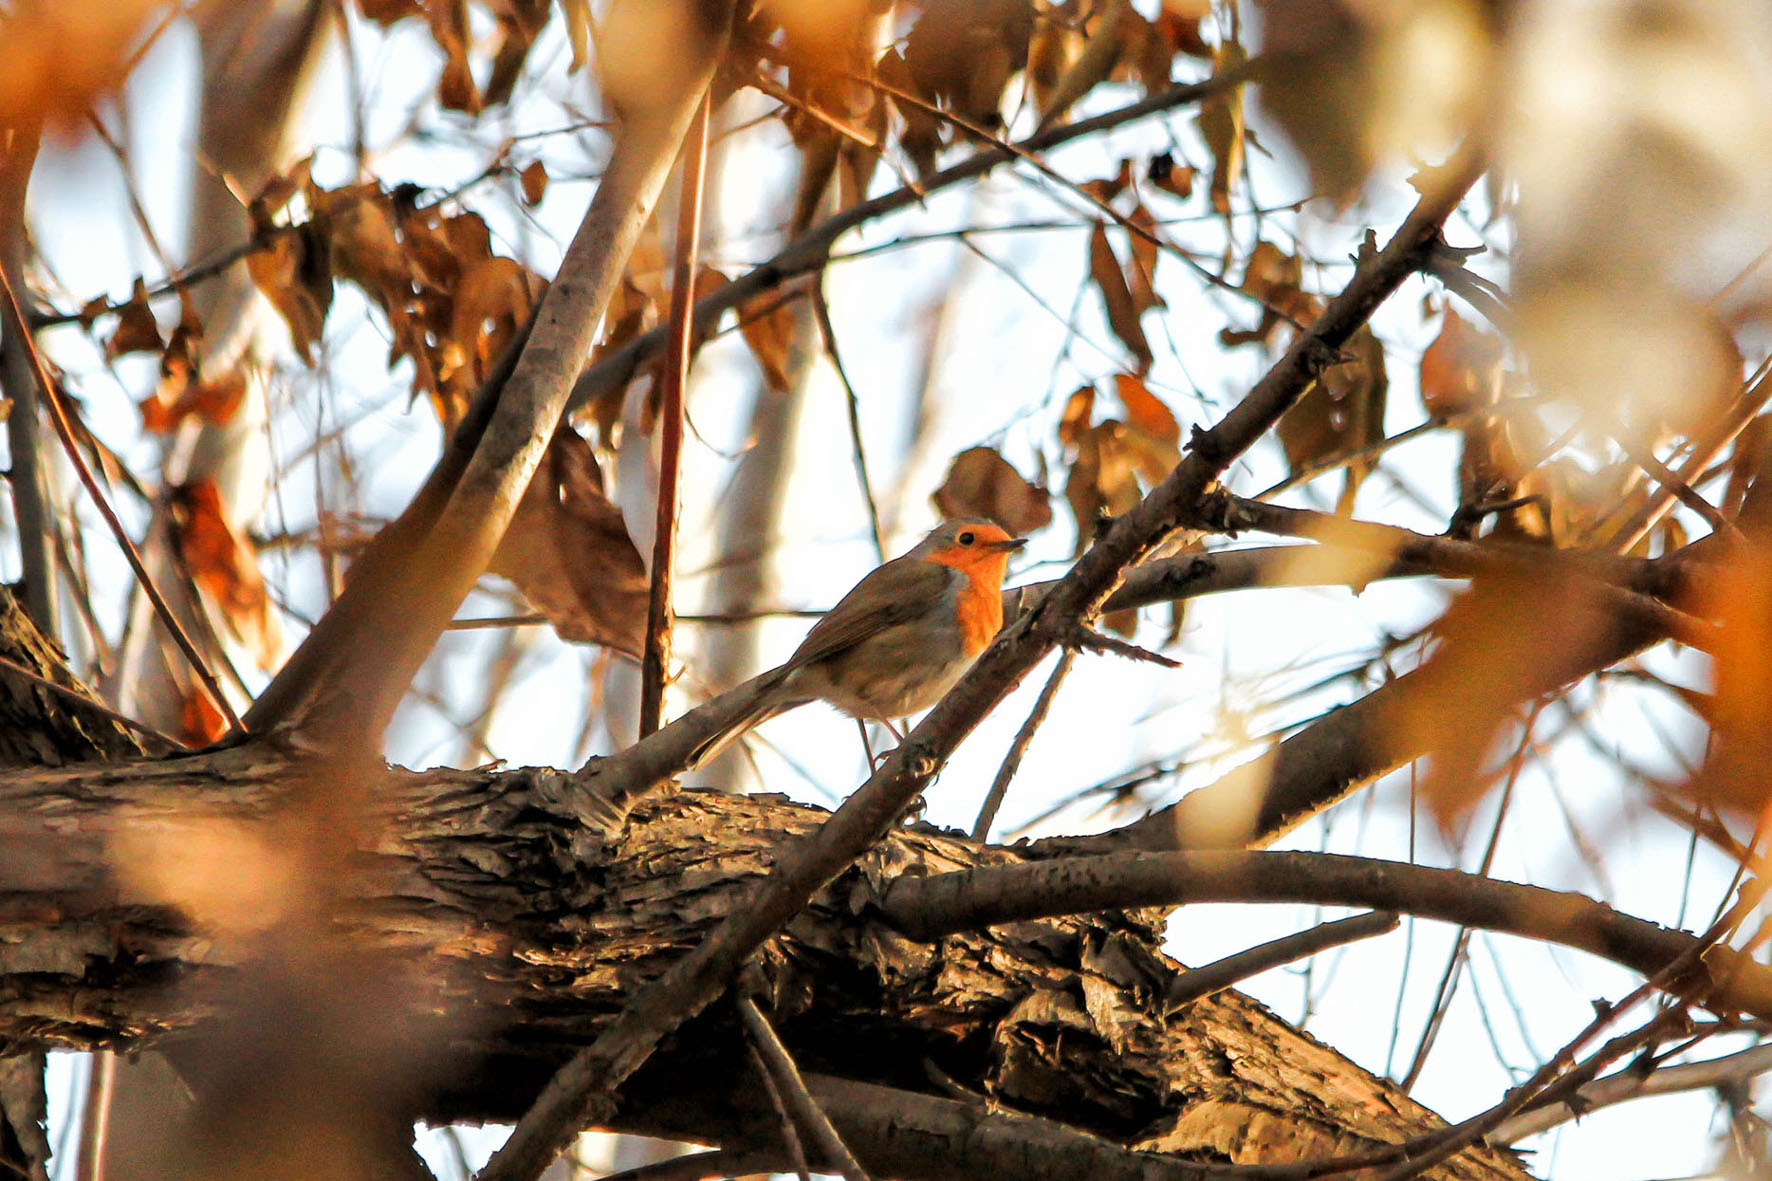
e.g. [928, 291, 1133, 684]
[489, 429, 647, 655]
[484, 0, 550, 107]
[142, 370, 248, 437]
[519, 160, 549, 206]
[1059, 385, 1096, 450]
[1088, 223, 1154, 375]
[1196, 41, 1247, 216]
[1419, 308, 1504, 419]
[1693, 558, 1772, 818]
[878, 47, 944, 176]
[559, 0, 591, 71]
[1113, 373, 1179, 444]
[1154, 0, 1212, 58]
[739, 290, 799, 393]
[1027, 11, 1085, 118]
[450, 255, 535, 387]
[932, 447, 1053, 537]
[317, 184, 410, 305]
[1035, 0, 1128, 127]
[106, 278, 163, 358]
[246, 194, 333, 366]
[180, 685, 231, 747]
[1125, 203, 1165, 316]
[357, 0, 421, 24]
[903, 0, 1032, 128]
[1065, 422, 1147, 554]
[1278, 326, 1388, 514]
[173, 478, 282, 673]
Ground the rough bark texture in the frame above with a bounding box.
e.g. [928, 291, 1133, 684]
[0, 751, 1525, 1180]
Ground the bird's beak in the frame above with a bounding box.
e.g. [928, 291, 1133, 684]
[987, 537, 1028, 553]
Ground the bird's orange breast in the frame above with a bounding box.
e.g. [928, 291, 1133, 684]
[925, 551, 1008, 656]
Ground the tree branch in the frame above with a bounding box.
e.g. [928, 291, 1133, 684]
[879, 849, 1772, 1018]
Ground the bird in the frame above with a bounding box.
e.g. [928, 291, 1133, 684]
[689, 518, 1026, 769]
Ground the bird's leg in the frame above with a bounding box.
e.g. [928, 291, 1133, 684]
[855, 719, 880, 769]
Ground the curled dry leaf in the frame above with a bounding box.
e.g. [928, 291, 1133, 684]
[1147, 151, 1196, 201]
[932, 447, 1053, 537]
[105, 278, 163, 358]
[172, 478, 283, 673]
[1418, 308, 1504, 419]
[246, 188, 333, 366]
[1196, 40, 1247, 216]
[489, 429, 648, 655]
[1125, 203, 1165, 316]
[1220, 239, 1321, 350]
[1058, 385, 1096, 450]
[1088, 222, 1154, 375]
[739, 288, 799, 394]
[519, 160, 549, 206]
[1277, 326, 1388, 515]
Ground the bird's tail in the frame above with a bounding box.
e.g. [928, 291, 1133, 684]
[685, 666, 807, 770]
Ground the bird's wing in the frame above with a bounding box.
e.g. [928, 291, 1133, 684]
[783, 557, 957, 671]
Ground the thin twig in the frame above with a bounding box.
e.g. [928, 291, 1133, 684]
[1164, 910, 1400, 1010]
[972, 648, 1075, 841]
[738, 995, 874, 1181]
[640, 90, 712, 738]
[0, 654, 181, 751]
[810, 275, 885, 562]
[748, 1042, 814, 1181]
[0, 264, 241, 734]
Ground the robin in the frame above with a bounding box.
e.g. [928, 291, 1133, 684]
[689, 518, 1026, 768]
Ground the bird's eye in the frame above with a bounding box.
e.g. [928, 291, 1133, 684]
[958, 530, 976, 546]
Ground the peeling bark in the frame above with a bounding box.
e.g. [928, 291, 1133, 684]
[0, 756, 1526, 1179]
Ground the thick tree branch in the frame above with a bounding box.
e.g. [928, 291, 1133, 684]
[0, 759, 1525, 1181]
[879, 850, 1772, 1018]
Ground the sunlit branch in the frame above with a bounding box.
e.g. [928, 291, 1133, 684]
[882, 849, 1772, 1017]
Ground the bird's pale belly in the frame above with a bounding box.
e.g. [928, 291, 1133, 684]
[790, 617, 972, 720]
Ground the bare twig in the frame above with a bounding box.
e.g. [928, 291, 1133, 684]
[738, 996, 874, 1181]
[1488, 1040, 1772, 1145]
[641, 90, 712, 738]
[1164, 910, 1401, 1010]
[810, 276, 885, 563]
[972, 649, 1075, 841]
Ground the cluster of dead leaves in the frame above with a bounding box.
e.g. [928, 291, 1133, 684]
[1081, 161, 1189, 377]
[356, 0, 587, 115]
[245, 165, 542, 427]
[1221, 240, 1388, 514]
